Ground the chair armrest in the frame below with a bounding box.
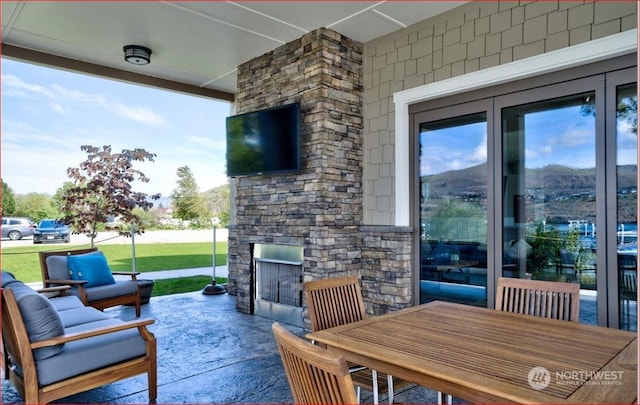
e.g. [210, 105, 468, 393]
[111, 271, 140, 281]
[37, 285, 71, 297]
[45, 279, 88, 286]
[31, 318, 155, 349]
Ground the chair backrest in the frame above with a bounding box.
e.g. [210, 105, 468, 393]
[618, 253, 637, 270]
[39, 247, 98, 286]
[272, 322, 358, 405]
[495, 277, 580, 322]
[305, 276, 366, 332]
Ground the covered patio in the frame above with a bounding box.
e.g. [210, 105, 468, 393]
[1, 293, 439, 404]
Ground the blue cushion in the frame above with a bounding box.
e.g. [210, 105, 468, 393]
[45, 250, 103, 280]
[67, 254, 115, 288]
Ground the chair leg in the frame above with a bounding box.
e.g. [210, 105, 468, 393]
[387, 374, 394, 404]
[372, 369, 379, 404]
[437, 392, 452, 405]
[356, 386, 361, 403]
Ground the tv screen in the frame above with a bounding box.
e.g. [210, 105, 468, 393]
[226, 103, 301, 177]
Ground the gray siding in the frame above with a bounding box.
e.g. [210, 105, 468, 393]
[362, 1, 636, 225]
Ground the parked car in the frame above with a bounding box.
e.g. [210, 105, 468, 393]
[1, 217, 36, 240]
[33, 219, 70, 244]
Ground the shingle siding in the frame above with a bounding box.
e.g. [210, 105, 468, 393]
[362, 0, 636, 225]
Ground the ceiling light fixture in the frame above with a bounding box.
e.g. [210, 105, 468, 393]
[123, 45, 152, 65]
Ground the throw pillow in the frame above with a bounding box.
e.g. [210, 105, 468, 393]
[2, 271, 19, 287]
[67, 254, 116, 288]
[45, 250, 103, 280]
[8, 282, 65, 360]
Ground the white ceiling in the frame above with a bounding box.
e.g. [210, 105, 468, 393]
[1, 1, 464, 101]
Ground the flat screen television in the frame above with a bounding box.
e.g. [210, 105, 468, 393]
[226, 103, 301, 177]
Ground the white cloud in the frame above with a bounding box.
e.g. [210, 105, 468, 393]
[1, 74, 55, 98]
[110, 104, 168, 128]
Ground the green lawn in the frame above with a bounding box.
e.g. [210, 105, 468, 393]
[152, 275, 227, 297]
[1, 242, 228, 283]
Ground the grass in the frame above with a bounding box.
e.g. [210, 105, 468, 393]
[152, 276, 227, 297]
[1, 242, 228, 283]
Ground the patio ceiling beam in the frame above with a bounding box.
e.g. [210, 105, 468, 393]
[1, 43, 235, 102]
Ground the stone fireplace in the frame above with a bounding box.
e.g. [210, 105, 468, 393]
[226, 27, 412, 327]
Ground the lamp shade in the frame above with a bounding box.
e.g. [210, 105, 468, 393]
[123, 45, 151, 65]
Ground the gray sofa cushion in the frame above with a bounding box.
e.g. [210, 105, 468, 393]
[6, 282, 65, 360]
[35, 318, 147, 386]
[66, 280, 138, 302]
[49, 295, 85, 312]
[2, 271, 19, 287]
[44, 251, 103, 281]
[57, 307, 110, 328]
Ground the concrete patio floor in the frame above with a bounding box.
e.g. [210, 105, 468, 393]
[2, 291, 442, 404]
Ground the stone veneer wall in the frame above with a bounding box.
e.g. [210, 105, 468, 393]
[227, 28, 368, 318]
[362, 1, 637, 225]
[227, 28, 416, 321]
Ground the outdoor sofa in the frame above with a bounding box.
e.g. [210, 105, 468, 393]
[1, 271, 157, 404]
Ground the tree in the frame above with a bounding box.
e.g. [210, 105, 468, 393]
[14, 193, 60, 222]
[61, 145, 160, 247]
[1, 179, 16, 216]
[203, 183, 230, 227]
[170, 165, 208, 224]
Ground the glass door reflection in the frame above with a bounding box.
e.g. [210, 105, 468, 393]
[616, 83, 637, 331]
[502, 93, 597, 324]
[419, 113, 488, 306]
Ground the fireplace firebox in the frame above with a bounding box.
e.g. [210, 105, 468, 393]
[253, 244, 304, 327]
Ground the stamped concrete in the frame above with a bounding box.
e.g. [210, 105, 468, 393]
[1, 290, 441, 404]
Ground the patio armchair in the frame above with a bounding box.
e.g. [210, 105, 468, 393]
[305, 276, 410, 404]
[1, 271, 157, 404]
[495, 276, 580, 322]
[273, 322, 358, 405]
[39, 247, 142, 317]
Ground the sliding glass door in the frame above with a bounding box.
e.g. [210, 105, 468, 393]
[499, 84, 600, 325]
[411, 59, 637, 329]
[415, 102, 491, 307]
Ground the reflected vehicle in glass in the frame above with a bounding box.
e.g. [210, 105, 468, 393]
[33, 219, 70, 244]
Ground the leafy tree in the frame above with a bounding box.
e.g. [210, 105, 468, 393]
[61, 145, 160, 247]
[170, 165, 208, 224]
[14, 193, 60, 222]
[53, 182, 75, 218]
[203, 183, 230, 227]
[1, 179, 16, 216]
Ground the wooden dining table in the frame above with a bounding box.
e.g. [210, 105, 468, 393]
[307, 301, 638, 404]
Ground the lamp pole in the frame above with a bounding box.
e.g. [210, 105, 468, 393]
[130, 223, 136, 272]
[203, 220, 225, 295]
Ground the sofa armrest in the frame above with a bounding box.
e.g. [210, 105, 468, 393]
[36, 285, 71, 297]
[111, 271, 140, 281]
[31, 318, 155, 349]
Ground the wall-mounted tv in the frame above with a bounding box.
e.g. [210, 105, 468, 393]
[226, 102, 301, 177]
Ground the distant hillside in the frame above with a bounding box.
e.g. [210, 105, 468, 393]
[424, 163, 637, 223]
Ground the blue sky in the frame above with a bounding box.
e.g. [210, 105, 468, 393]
[1, 58, 231, 197]
[420, 101, 637, 176]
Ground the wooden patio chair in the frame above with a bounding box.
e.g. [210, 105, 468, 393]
[272, 322, 358, 405]
[495, 277, 580, 322]
[305, 276, 409, 404]
[39, 248, 142, 317]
